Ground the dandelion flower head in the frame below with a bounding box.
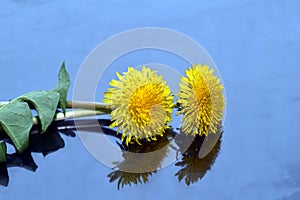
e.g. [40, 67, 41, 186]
[177, 64, 225, 136]
[104, 66, 174, 145]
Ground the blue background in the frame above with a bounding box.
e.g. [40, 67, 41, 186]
[1, 0, 300, 199]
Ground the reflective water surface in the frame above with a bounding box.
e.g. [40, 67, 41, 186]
[1, 0, 300, 199]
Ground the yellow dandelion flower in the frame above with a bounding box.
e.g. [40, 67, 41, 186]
[103, 66, 174, 145]
[177, 64, 225, 136]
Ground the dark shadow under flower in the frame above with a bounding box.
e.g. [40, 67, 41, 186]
[107, 170, 156, 190]
[174, 125, 223, 186]
[108, 128, 175, 189]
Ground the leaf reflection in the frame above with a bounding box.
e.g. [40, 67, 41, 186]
[0, 123, 75, 187]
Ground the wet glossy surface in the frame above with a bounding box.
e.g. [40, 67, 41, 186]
[1, 0, 300, 199]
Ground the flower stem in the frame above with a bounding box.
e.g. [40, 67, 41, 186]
[66, 101, 111, 113]
[0, 109, 106, 133]
[0, 100, 111, 112]
[0, 100, 110, 131]
[32, 110, 106, 125]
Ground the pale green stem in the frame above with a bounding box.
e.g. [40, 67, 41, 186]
[0, 100, 111, 112]
[66, 101, 110, 112]
[32, 109, 105, 125]
[0, 109, 107, 133]
[0, 109, 106, 133]
[0, 100, 110, 131]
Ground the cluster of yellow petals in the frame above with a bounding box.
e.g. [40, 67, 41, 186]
[177, 64, 225, 136]
[103, 66, 174, 145]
